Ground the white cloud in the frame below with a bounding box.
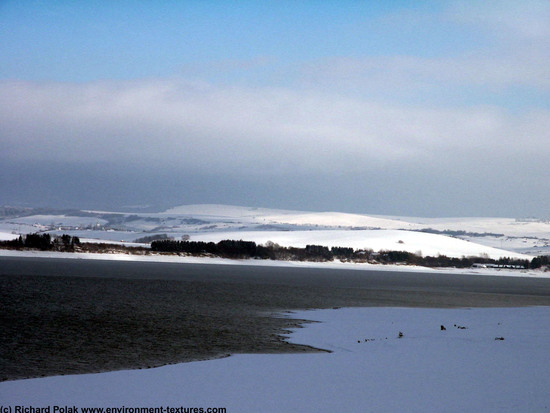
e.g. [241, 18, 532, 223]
[295, 0, 550, 103]
[1, 79, 548, 179]
[299, 50, 550, 100]
[448, 0, 550, 40]
[5, 3, 546, 178]
[2, 0, 549, 179]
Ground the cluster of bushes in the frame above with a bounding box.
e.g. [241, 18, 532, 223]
[151, 239, 263, 259]
[79, 242, 148, 254]
[1, 233, 154, 255]
[531, 255, 550, 269]
[3, 233, 53, 250]
[134, 234, 172, 243]
[2, 233, 81, 251]
[419, 228, 504, 238]
[376, 250, 531, 269]
[150, 239, 345, 261]
[55, 234, 81, 251]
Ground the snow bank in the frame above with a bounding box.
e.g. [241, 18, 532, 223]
[2, 307, 549, 412]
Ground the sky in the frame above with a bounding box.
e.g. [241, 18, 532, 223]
[1, 1, 549, 217]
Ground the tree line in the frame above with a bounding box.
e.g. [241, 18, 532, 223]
[150, 239, 543, 269]
[2, 233, 81, 251]
[1, 233, 547, 270]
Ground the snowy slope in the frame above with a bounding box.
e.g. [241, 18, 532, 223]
[1, 214, 108, 227]
[0, 232, 18, 241]
[262, 211, 422, 230]
[374, 215, 550, 238]
[163, 204, 419, 229]
[162, 204, 301, 220]
[1, 204, 547, 259]
[191, 229, 532, 260]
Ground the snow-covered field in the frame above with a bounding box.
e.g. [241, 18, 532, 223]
[2, 306, 549, 412]
[376, 214, 550, 238]
[190, 229, 531, 260]
[1, 203, 548, 260]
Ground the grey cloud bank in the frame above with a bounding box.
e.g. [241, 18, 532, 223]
[2, 159, 545, 218]
[1, 78, 548, 217]
[2, 79, 548, 166]
[1, 1, 549, 218]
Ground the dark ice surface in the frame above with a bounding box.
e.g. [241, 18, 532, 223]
[2, 257, 550, 381]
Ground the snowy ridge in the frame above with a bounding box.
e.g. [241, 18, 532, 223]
[164, 204, 423, 229]
[191, 229, 531, 260]
[1, 204, 548, 260]
[375, 215, 550, 238]
[262, 211, 421, 230]
[162, 204, 302, 219]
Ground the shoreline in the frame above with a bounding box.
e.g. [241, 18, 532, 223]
[2, 306, 550, 412]
[1, 248, 547, 278]
[2, 256, 550, 382]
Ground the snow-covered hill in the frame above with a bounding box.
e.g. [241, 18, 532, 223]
[164, 204, 423, 230]
[191, 229, 531, 260]
[1, 204, 548, 260]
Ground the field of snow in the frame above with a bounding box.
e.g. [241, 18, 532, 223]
[2, 214, 108, 227]
[0, 231, 18, 241]
[376, 215, 550, 238]
[191, 229, 532, 260]
[259, 211, 423, 230]
[163, 204, 302, 218]
[164, 204, 550, 238]
[2, 306, 549, 412]
[2, 204, 548, 259]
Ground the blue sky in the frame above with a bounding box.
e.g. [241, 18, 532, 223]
[1, 1, 463, 82]
[1, 1, 549, 216]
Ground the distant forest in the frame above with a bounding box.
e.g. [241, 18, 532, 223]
[1, 233, 548, 270]
[149, 239, 545, 269]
